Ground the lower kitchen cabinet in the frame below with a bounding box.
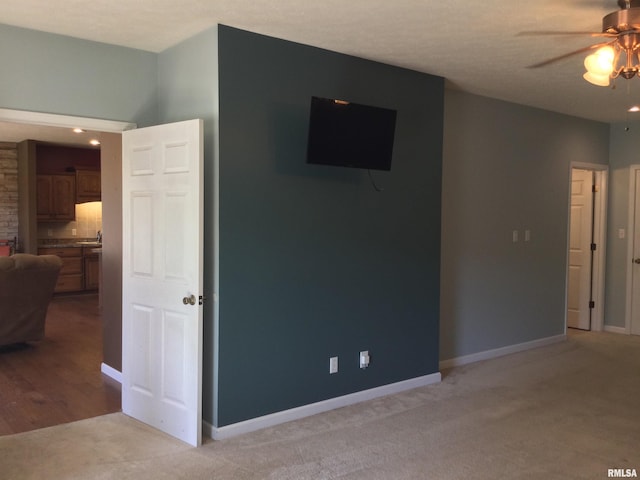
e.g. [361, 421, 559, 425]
[84, 250, 100, 290]
[38, 246, 101, 293]
[38, 247, 83, 292]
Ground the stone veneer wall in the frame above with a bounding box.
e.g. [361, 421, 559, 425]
[0, 143, 18, 240]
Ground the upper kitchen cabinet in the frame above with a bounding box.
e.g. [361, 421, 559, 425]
[35, 144, 100, 177]
[76, 169, 101, 203]
[35, 144, 101, 217]
[18, 141, 102, 253]
[36, 173, 76, 221]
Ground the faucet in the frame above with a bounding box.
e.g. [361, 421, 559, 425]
[97, 230, 102, 243]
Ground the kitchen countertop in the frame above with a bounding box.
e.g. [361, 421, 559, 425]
[38, 240, 102, 248]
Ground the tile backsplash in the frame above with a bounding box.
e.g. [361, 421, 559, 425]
[38, 201, 102, 240]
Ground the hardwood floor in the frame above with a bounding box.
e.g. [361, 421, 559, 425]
[0, 294, 121, 435]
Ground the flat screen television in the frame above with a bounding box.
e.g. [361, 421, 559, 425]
[306, 96, 397, 171]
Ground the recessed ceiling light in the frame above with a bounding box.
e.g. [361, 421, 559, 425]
[89, 139, 100, 146]
[73, 128, 85, 133]
[628, 106, 640, 113]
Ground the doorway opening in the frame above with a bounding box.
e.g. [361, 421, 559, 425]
[566, 164, 608, 332]
[0, 108, 133, 434]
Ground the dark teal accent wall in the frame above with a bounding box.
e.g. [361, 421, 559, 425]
[217, 26, 444, 426]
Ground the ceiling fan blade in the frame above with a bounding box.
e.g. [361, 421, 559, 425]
[526, 41, 615, 68]
[576, 0, 627, 8]
[517, 31, 616, 37]
[619, 0, 640, 8]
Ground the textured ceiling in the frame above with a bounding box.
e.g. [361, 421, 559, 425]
[3, 0, 640, 134]
[0, 121, 104, 148]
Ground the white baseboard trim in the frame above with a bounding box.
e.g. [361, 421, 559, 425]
[208, 372, 441, 441]
[101, 363, 122, 384]
[439, 334, 567, 370]
[604, 325, 628, 335]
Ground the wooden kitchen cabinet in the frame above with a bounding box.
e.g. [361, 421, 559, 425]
[36, 174, 76, 222]
[76, 169, 101, 203]
[39, 246, 102, 293]
[84, 250, 100, 290]
[38, 246, 83, 292]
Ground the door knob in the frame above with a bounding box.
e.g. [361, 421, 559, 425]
[634, 258, 640, 264]
[182, 294, 196, 305]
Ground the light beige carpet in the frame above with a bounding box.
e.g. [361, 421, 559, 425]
[2, 330, 639, 479]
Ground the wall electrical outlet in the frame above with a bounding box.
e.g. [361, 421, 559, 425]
[359, 350, 370, 369]
[71, 228, 77, 236]
[329, 356, 338, 374]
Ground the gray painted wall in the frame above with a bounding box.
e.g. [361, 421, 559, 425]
[605, 122, 640, 329]
[0, 24, 158, 127]
[441, 91, 609, 360]
[157, 25, 219, 426]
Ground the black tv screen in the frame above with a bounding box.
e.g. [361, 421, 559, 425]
[306, 96, 397, 171]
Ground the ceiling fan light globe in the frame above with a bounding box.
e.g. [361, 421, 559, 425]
[595, 45, 615, 62]
[583, 71, 611, 86]
[585, 54, 615, 75]
[584, 54, 615, 75]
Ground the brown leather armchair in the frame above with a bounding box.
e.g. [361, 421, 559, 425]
[0, 254, 62, 346]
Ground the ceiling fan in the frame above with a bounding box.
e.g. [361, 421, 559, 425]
[526, 0, 640, 86]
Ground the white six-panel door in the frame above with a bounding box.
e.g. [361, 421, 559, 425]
[121, 119, 203, 446]
[567, 169, 593, 330]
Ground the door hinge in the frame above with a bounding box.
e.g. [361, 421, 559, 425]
[589, 300, 595, 309]
[591, 243, 597, 251]
[592, 184, 598, 193]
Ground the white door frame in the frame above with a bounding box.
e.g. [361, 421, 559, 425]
[567, 162, 608, 332]
[0, 108, 135, 133]
[625, 165, 640, 334]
